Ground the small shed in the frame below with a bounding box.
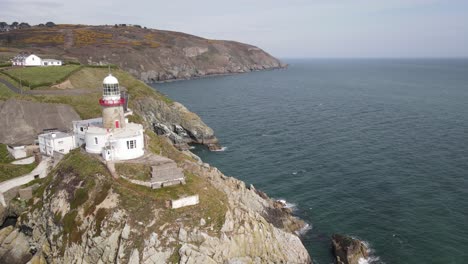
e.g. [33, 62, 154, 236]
[6, 145, 27, 159]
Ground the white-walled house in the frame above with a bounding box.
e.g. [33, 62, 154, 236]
[11, 54, 63, 67]
[24, 54, 42, 66]
[42, 59, 62, 66]
[38, 131, 76, 156]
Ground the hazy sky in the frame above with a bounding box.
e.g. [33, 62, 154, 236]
[1, 0, 468, 58]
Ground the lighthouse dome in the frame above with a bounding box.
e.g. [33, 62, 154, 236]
[103, 74, 119, 85]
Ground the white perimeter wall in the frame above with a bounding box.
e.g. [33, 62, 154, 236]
[171, 195, 199, 209]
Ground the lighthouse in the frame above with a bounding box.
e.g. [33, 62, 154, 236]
[99, 74, 126, 129]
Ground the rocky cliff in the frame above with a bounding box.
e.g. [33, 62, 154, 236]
[0, 25, 285, 82]
[0, 148, 311, 263]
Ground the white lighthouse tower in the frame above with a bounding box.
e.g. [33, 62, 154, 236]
[72, 73, 145, 161]
[100, 74, 126, 129]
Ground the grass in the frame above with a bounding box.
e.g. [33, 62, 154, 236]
[0, 144, 37, 182]
[0, 144, 14, 163]
[0, 163, 37, 182]
[147, 131, 193, 163]
[0, 66, 174, 121]
[2, 65, 82, 88]
[115, 170, 228, 235]
[115, 163, 151, 181]
[33, 92, 102, 119]
[0, 83, 15, 98]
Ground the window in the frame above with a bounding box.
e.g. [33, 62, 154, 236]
[127, 140, 136, 149]
[103, 83, 120, 96]
[58, 140, 63, 144]
[94, 137, 98, 145]
[80, 127, 84, 132]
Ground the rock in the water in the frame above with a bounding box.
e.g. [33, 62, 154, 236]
[332, 234, 369, 264]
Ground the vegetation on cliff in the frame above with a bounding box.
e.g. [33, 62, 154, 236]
[0, 24, 284, 82]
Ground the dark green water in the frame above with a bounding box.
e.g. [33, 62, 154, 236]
[153, 59, 468, 264]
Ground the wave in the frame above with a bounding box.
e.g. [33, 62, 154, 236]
[352, 238, 384, 264]
[295, 223, 312, 236]
[291, 169, 307, 175]
[276, 199, 297, 210]
[212, 146, 228, 152]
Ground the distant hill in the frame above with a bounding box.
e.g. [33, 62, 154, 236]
[0, 24, 285, 82]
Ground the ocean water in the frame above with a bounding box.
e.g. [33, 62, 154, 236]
[152, 59, 468, 264]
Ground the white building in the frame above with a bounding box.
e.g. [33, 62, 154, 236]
[73, 118, 103, 147]
[42, 59, 62, 66]
[38, 131, 76, 156]
[12, 54, 42, 66]
[11, 54, 63, 67]
[72, 74, 145, 161]
[6, 145, 27, 159]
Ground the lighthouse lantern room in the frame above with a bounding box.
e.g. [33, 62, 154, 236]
[100, 74, 126, 129]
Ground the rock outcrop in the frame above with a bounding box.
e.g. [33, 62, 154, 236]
[0, 25, 286, 82]
[0, 99, 80, 145]
[133, 98, 220, 149]
[0, 149, 311, 263]
[332, 234, 369, 264]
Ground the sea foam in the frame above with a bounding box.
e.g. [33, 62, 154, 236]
[212, 146, 228, 152]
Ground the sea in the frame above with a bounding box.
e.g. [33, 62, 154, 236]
[152, 59, 468, 264]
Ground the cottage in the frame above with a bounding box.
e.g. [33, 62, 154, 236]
[11, 54, 63, 67]
[12, 54, 41, 66]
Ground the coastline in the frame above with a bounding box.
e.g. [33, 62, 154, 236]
[149, 64, 288, 84]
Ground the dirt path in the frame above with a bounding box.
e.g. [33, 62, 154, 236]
[64, 29, 74, 49]
[0, 79, 22, 94]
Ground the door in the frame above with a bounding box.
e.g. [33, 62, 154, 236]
[115, 120, 120, 128]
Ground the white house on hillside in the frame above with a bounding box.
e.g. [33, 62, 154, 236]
[12, 54, 42, 66]
[11, 54, 63, 67]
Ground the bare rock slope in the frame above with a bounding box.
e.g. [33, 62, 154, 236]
[0, 25, 285, 82]
[0, 99, 80, 145]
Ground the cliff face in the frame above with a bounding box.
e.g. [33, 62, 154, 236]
[132, 98, 219, 149]
[0, 25, 285, 82]
[1, 149, 311, 263]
